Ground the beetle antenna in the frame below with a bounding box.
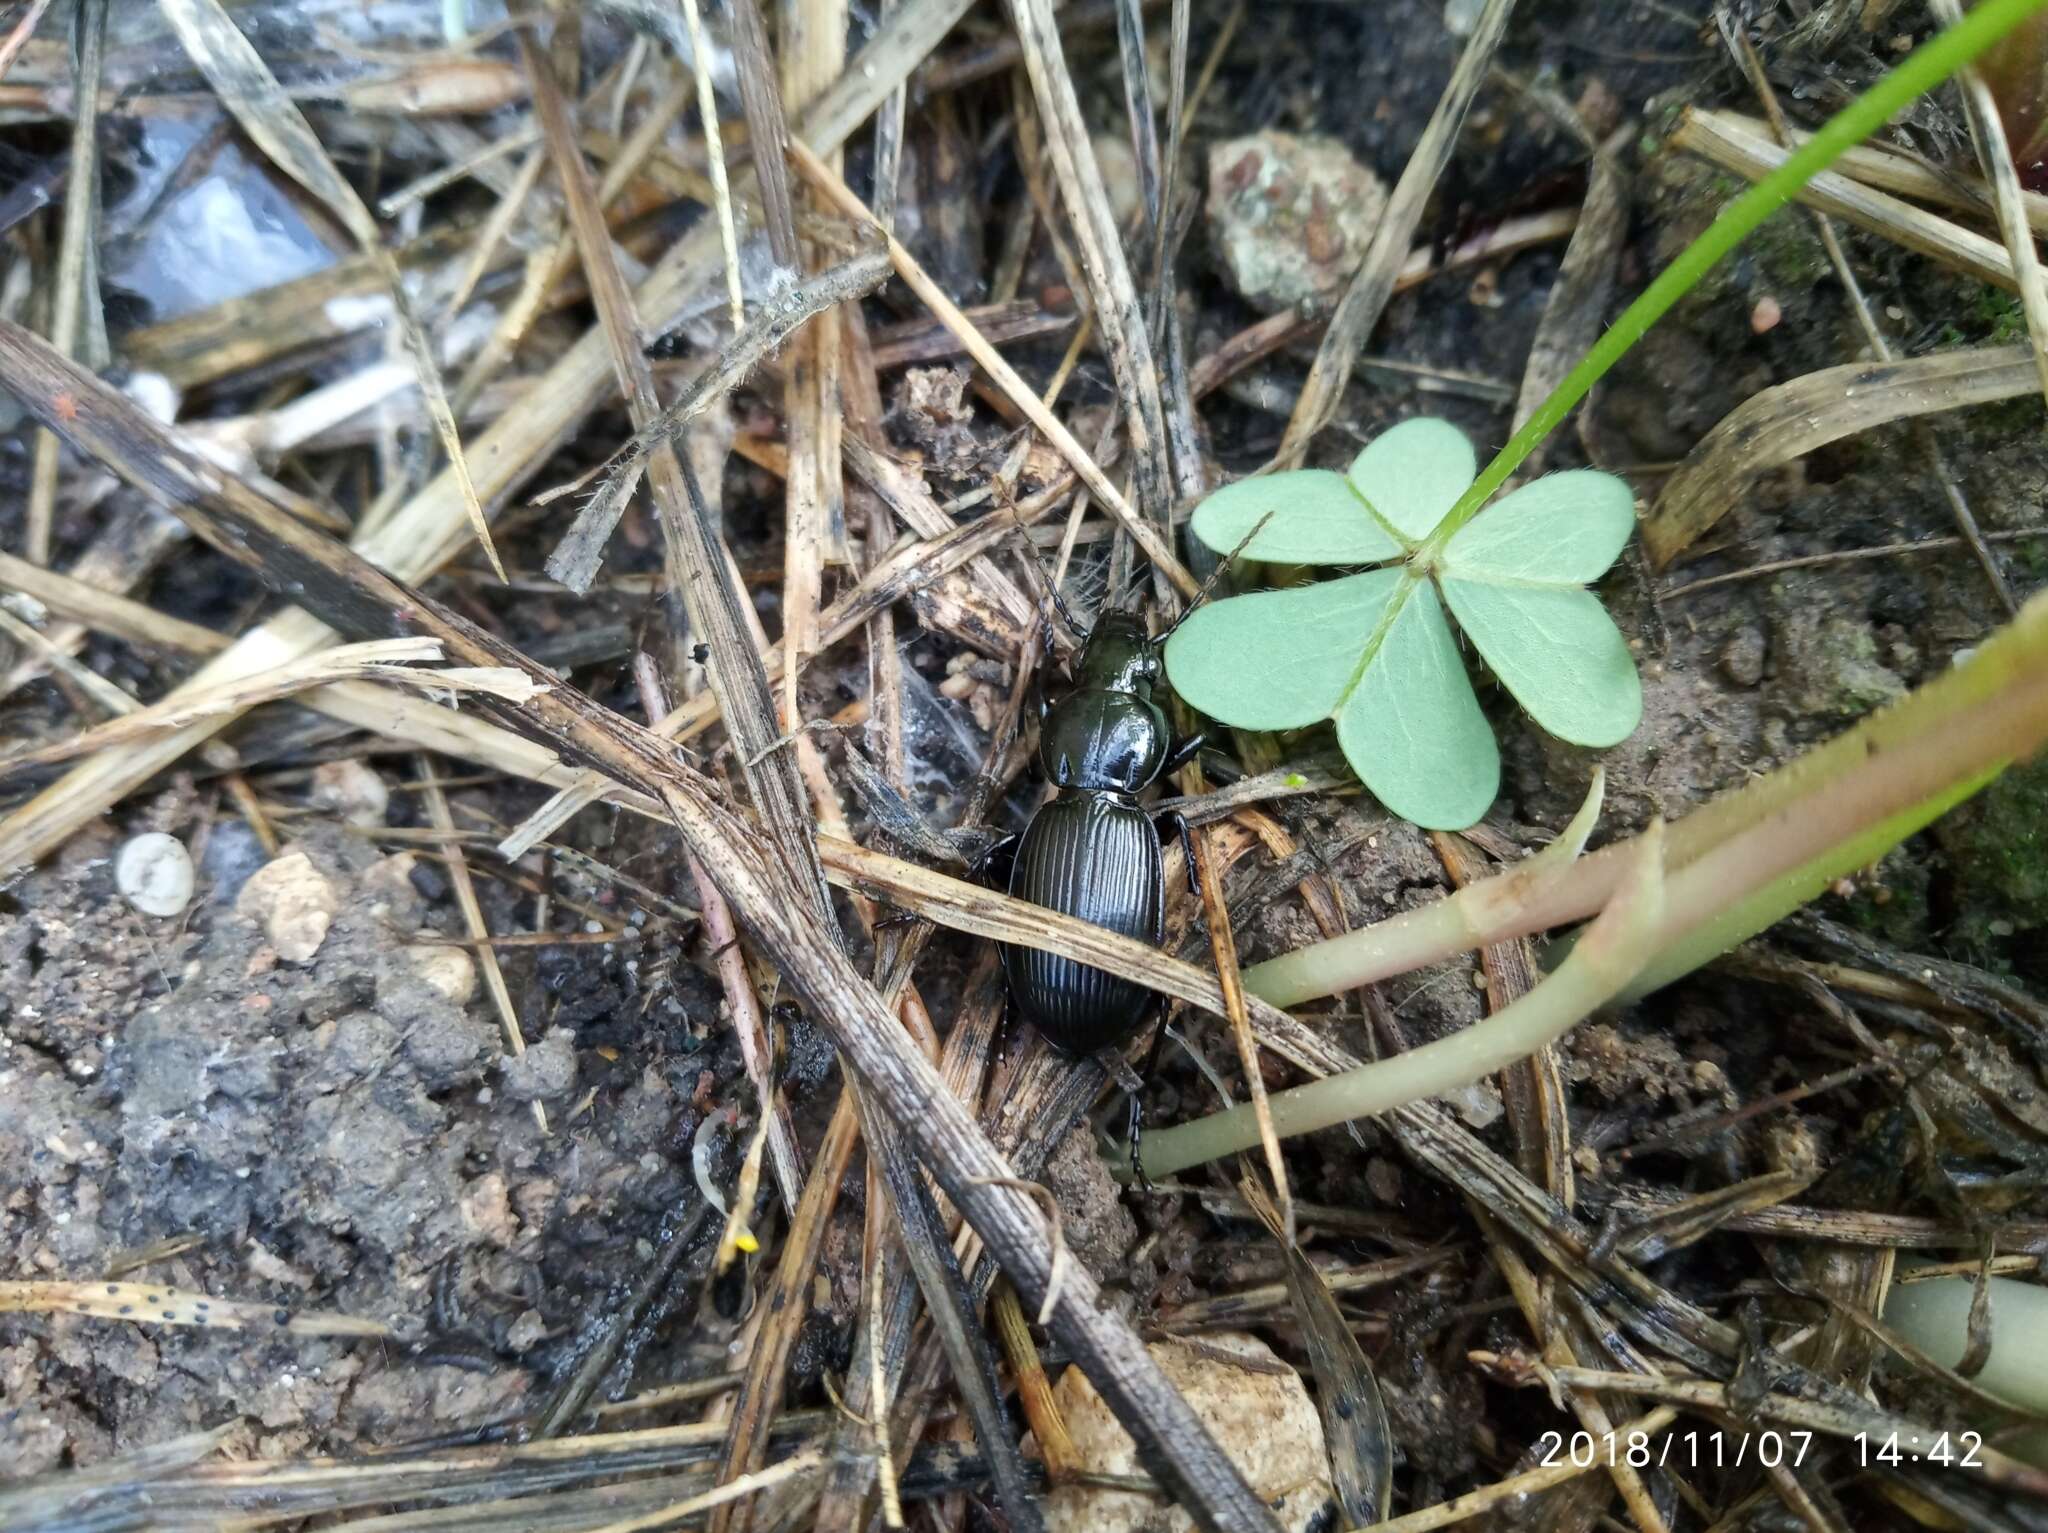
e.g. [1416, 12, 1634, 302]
[1160, 510, 1276, 643]
[1005, 508, 1090, 645]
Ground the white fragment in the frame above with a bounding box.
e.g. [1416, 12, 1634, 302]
[404, 944, 477, 1005]
[1042, 1333, 1334, 1533]
[323, 293, 396, 334]
[310, 759, 390, 828]
[115, 832, 195, 918]
[235, 851, 340, 963]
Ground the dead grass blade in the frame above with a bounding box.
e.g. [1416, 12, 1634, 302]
[1643, 344, 2036, 565]
[1512, 128, 1630, 465]
[1714, 17, 2020, 617]
[0, 639, 538, 774]
[0, 547, 227, 655]
[544, 251, 892, 592]
[1191, 824, 1293, 1243]
[156, 0, 501, 577]
[24, 0, 107, 566]
[1273, 0, 1517, 468]
[1699, 107, 2048, 235]
[1005, 0, 1174, 534]
[1236, 1177, 1393, 1527]
[1671, 106, 2021, 291]
[676, 0, 747, 328]
[413, 756, 544, 1133]
[1931, 0, 2048, 406]
[788, 136, 1198, 597]
[0, 317, 1284, 1533]
[0, 0, 993, 877]
[0, 1280, 391, 1338]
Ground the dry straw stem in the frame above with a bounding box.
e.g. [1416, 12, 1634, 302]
[0, 322, 1283, 1533]
[1643, 344, 2038, 566]
[414, 756, 545, 1134]
[1663, 523, 2048, 598]
[0, 1280, 391, 1338]
[1005, 0, 1174, 533]
[503, 471, 1072, 862]
[1670, 108, 2021, 291]
[1473, 1205, 1666, 1533]
[1931, 0, 2048, 406]
[1699, 108, 2048, 235]
[517, 12, 832, 942]
[0, 0, 965, 876]
[775, 0, 852, 737]
[1273, 0, 1517, 469]
[25, 0, 106, 566]
[0, 548, 227, 655]
[543, 251, 892, 591]
[0, 639, 538, 774]
[1714, 16, 2019, 617]
[676, 0, 746, 328]
[1511, 126, 1630, 455]
[0, 604, 140, 718]
[1362, 1408, 1683, 1533]
[157, 0, 500, 578]
[788, 136, 1198, 597]
[0, 0, 55, 81]
[1191, 825, 1294, 1245]
[579, 1451, 827, 1533]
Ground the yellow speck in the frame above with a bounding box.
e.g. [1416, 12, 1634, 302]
[735, 1230, 759, 1253]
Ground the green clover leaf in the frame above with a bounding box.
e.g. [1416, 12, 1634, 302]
[1167, 419, 1641, 830]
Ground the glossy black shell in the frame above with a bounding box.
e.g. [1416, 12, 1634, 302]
[1002, 790, 1163, 1053]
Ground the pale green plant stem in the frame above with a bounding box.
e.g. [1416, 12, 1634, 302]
[1130, 825, 1665, 1180]
[1244, 592, 2048, 1010]
[1414, 0, 2048, 563]
[1885, 1274, 2048, 1417]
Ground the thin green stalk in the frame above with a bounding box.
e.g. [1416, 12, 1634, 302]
[1415, 0, 2048, 561]
[1127, 824, 1665, 1180]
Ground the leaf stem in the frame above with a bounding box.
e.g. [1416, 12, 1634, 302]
[1414, 0, 2048, 560]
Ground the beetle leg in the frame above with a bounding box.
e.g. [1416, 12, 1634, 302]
[1118, 1020, 1171, 1192]
[970, 830, 1021, 889]
[1161, 730, 1209, 776]
[1154, 808, 1200, 899]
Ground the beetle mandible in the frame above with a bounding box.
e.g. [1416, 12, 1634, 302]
[990, 609, 1203, 1055]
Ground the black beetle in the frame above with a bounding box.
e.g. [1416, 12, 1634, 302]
[988, 609, 1202, 1056]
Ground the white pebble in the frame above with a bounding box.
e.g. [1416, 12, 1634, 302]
[115, 832, 195, 918]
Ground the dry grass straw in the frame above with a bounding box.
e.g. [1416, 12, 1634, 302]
[0, 0, 962, 877]
[0, 317, 1281, 1531]
[1671, 107, 2023, 291]
[1930, 0, 2048, 406]
[1189, 824, 1294, 1244]
[24, 0, 106, 566]
[0, 1279, 390, 1338]
[1711, 13, 2020, 615]
[0, 638, 537, 773]
[1700, 107, 2048, 235]
[158, 0, 499, 576]
[788, 136, 1198, 597]
[1643, 344, 2038, 566]
[1006, 0, 1174, 537]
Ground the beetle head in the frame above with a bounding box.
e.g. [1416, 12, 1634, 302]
[1074, 610, 1161, 693]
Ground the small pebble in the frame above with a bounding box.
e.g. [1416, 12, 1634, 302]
[235, 850, 340, 963]
[1750, 295, 1783, 334]
[115, 832, 195, 918]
